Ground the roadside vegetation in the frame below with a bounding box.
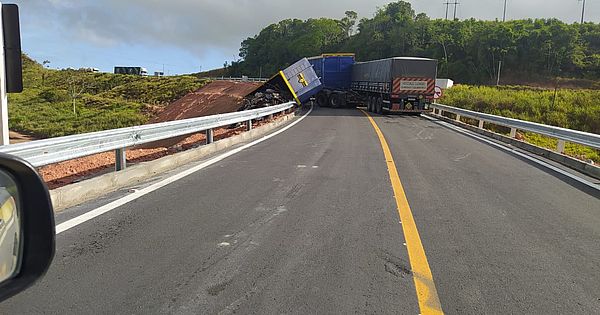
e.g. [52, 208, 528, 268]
[221, 1, 599, 86]
[9, 55, 208, 138]
[443, 85, 600, 162]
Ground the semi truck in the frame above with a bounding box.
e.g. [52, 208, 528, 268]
[114, 66, 148, 76]
[308, 54, 438, 113]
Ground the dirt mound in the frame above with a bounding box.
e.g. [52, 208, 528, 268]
[151, 81, 260, 123]
[9, 131, 37, 144]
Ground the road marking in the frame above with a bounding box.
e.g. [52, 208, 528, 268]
[55, 106, 313, 235]
[361, 110, 444, 315]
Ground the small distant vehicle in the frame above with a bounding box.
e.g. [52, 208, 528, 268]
[114, 66, 148, 76]
[79, 67, 99, 73]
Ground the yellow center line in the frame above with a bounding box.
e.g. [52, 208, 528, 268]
[361, 109, 444, 315]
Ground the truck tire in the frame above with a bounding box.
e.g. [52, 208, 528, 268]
[367, 97, 373, 112]
[339, 94, 348, 108]
[376, 97, 383, 114]
[316, 93, 329, 107]
[372, 97, 377, 114]
[330, 93, 341, 108]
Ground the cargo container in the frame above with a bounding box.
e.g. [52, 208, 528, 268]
[308, 54, 356, 108]
[351, 57, 438, 113]
[436, 78, 454, 89]
[247, 58, 322, 106]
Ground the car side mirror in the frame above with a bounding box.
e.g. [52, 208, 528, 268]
[0, 153, 55, 302]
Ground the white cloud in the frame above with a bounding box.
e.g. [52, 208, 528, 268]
[15, 0, 600, 59]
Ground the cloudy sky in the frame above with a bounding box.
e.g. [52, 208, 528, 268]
[14, 0, 600, 75]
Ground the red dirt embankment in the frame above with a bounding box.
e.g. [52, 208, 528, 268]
[39, 81, 262, 188]
[151, 81, 260, 122]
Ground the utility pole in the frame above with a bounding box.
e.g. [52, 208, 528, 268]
[580, 0, 586, 24]
[503, 0, 508, 22]
[452, 1, 460, 20]
[443, 2, 451, 20]
[496, 60, 502, 86]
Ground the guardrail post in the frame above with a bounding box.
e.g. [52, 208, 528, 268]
[478, 120, 484, 129]
[438, 109, 443, 116]
[510, 128, 517, 138]
[556, 139, 566, 154]
[247, 120, 253, 131]
[206, 128, 213, 144]
[455, 114, 461, 122]
[115, 148, 126, 171]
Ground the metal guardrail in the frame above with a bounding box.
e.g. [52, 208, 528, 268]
[0, 102, 295, 169]
[430, 103, 600, 152]
[205, 77, 268, 83]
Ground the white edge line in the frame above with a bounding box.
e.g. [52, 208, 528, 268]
[423, 114, 600, 191]
[55, 106, 313, 234]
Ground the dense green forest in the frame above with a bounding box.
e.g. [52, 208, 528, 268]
[222, 1, 600, 85]
[9, 55, 207, 137]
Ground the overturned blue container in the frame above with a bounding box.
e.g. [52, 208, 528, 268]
[251, 58, 322, 105]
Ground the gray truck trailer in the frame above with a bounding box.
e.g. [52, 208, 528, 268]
[351, 57, 438, 114]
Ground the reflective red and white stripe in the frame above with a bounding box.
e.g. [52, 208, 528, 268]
[392, 77, 435, 95]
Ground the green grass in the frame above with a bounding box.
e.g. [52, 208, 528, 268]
[443, 85, 600, 163]
[8, 54, 209, 138]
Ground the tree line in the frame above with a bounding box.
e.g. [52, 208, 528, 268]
[222, 1, 600, 85]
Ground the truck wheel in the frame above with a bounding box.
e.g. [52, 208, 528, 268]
[376, 97, 383, 114]
[330, 94, 341, 108]
[340, 94, 348, 108]
[368, 97, 374, 112]
[317, 93, 329, 107]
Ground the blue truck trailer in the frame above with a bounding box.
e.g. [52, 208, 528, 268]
[308, 54, 355, 108]
[308, 54, 438, 113]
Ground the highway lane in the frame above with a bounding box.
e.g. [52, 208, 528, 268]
[371, 112, 600, 314]
[1, 108, 420, 314]
[1, 107, 599, 314]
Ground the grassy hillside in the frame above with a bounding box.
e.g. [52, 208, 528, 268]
[443, 85, 600, 162]
[8, 55, 209, 138]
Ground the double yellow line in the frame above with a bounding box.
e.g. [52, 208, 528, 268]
[362, 110, 444, 315]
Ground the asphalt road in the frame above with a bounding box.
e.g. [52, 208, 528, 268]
[2, 107, 599, 314]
